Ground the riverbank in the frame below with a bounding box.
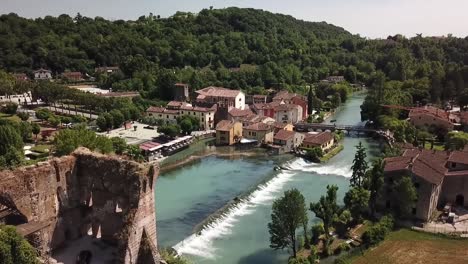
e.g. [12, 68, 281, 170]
[320, 144, 344, 162]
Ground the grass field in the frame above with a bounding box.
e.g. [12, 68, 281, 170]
[352, 229, 468, 264]
[0, 112, 21, 123]
[423, 141, 445, 151]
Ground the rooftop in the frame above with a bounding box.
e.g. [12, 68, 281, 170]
[228, 107, 253, 117]
[244, 122, 272, 131]
[216, 120, 236, 131]
[196, 86, 242, 98]
[303, 132, 334, 145]
[274, 129, 296, 141]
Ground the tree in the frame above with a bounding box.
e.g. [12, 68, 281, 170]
[350, 142, 368, 188]
[0, 125, 23, 157]
[310, 185, 339, 254]
[1, 103, 18, 115]
[159, 124, 180, 138]
[96, 113, 114, 131]
[47, 116, 60, 128]
[343, 187, 370, 223]
[392, 175, 417, 218]
[111, 137, 127, 155]
[54, 127, 115, 156]
[365, 159, 385, 218]
[35, 108, 52, 121]
[18, 121, 32, 141]
[0, 225, 39, 264]
[17, 112, 29, 121]
[31, 123, 41, 140]
[268, 189, 308, 258]
[126, 144, 144, 162]
[110, 109, 125, 128]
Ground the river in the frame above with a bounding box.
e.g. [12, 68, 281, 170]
[155, 93, 380, 263]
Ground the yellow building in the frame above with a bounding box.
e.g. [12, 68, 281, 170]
[242, 122, 274, 144]
[216, 120, 243, 145]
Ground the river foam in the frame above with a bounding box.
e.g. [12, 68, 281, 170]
[173, 157, 351, 259]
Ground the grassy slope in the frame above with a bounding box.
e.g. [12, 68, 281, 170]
[352, 229, 468, 264]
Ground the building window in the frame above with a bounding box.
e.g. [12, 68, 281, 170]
[412, 208, 417, 215]
[167, 115, 169, 118]
[452, 162, 456, 168]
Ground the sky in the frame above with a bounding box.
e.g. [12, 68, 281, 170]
[1, 0, 467, 38]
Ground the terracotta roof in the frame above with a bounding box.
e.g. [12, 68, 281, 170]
[409, 106, 450, 120]
[167, 101, 189, 108]
[411, 157, 445, 185]
[180, 105, 214, 113]
[228, 107, 253, 117]
[253, 101, 280, 110]
[273, 122, 290, 129]
[244, 122, 272, 131]
[146, 106, 178, 114]
[146, 106, 165, 113]
[303, 132, 333, 145]
[274, 129, 295, 141]
[448, 151, 468, 165]
[216, 120, 235, 131]
[273, 90, 298, 101]
[274, 104, 300, 112]
[196, 86, 241, 98]
[384, 156, 412, 172]
[139, 141, 161, 151]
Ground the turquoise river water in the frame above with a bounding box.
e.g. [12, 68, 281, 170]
[155, 93, 380, 264]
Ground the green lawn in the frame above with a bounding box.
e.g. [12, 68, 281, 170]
[320, 144, 344, 162]
[0, 112, 21, 123]
[30, 144, 52, 154]
[423, 141, 445, 151]
[351, 229, 468, 264]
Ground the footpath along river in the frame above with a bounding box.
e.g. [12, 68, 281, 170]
[155, 93, 380, 263]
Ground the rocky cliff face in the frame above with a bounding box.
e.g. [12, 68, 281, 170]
[0, 147, 160, 264]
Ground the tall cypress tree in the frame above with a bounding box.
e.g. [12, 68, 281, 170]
[350, 142, 368, 188]
[307, 86, 314, 115]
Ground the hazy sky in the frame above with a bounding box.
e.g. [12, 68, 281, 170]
[1, 0, 467, 38]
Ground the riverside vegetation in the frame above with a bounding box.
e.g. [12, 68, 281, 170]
[268, 143, 417, 263]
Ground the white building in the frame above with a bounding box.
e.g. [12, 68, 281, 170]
[195, 86, 245, 110]
[33, 69, 52, 80]
[274, 103, 303, 124]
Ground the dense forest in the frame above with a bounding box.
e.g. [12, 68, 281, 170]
[1, 7, 468, 112]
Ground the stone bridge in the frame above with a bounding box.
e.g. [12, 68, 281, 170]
[295, 122, 380, 133]
[0, 148, 161, 264]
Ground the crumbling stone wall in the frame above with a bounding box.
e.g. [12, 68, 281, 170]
[0, 147, 160, 263]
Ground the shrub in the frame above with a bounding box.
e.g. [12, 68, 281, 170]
[17, 112, 29, 121]
[1, 102, 18, 114]
[362, 215, 394, 246]
[311, 223, 324, 244]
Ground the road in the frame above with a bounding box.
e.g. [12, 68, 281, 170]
[44, 106, 99, 119]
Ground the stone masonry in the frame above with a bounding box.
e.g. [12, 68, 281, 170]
[0, 147, 160, 264]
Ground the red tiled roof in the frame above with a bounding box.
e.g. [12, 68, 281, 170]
[253, 101, 280, 110]
[196, 86, 241, 98]
[274, 104, 300, 112]
[303, 132, 333, 145]
[274, 129, 295, 141]
[448, 151, 468, 165]
[167, 101, 189, 108]
[216, 120, 235, 131]
[146, 106, 178, 114]
[244, 122, 272, 131]
[384, 156, 412, 172]
[409, 106, 450, 120]
[229, 107, 253, 117]
[139, 141, 161, 151]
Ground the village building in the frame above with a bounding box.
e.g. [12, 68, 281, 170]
[95, 66, 120, 74]
[273, 130, 305, 153]
[33, 68, 52, 80]
[382, 148, 468, 221]
[252, 101, 280, 118]
[246, 94, 269, 105]
[228, 107, 254, 122]
[274, 103, 303, 124]
[61, 71, 83, 82]
[238, 114, 275, 127]
[302, 132, 335, 152]
[272, 91, 308, 119]
[174, 83, 189, 101]
[196, 86, 245, 110]
[408, 106, 454, 131]
[242, 122, 274, 144]
[216, 120, 242, 145]
[13, 73, 29, 81]
[146, 102, 216, 130]
[273, 122, 294, 134]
